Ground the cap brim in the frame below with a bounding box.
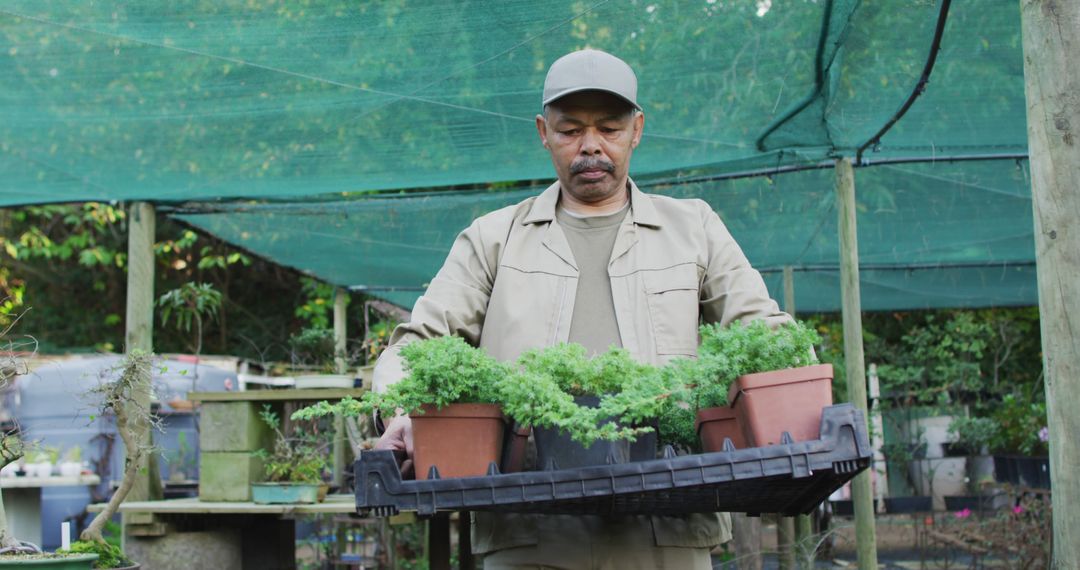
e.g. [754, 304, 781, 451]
[542, 87, 642, 112]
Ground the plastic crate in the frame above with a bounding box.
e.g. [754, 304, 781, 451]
[354, 404, 870, 517]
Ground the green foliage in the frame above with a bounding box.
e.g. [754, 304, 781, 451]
[947, 416, 999, 455]
[288, 326, 338, 370]
[690, 319, 821, 409]
[59, 540, 132, 569]
[157, 282, 223, 334]
[295, 277, 338, 329]
[988, 394, 1048, 456]
[502, 345, 665, 445]
[254, 405, 327, 484]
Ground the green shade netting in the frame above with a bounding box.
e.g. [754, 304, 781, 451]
[177, 159, 1036, 311]
[1, 0, 1024, 205]
[1, 0, 1035, 311]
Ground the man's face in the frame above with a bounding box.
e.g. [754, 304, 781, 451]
[536, 91, 644, 205]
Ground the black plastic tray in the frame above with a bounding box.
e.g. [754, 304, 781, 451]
[353, 404, 870, 517]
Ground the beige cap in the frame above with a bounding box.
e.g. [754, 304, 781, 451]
[542, 49, 641, 111]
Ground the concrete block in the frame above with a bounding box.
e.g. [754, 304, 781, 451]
[126, 529, 242, 570]
[200, 452, 264, 502]
[200, 401, 275, 452]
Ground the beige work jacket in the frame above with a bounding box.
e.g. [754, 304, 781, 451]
[374, 179, 790, 552]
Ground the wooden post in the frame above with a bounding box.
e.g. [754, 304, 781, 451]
[731, 513, 762, 570]
[124, 202, 160, 502]
[835, 158, 878, 570]
[332, 287, 348, 488]
[1020, 2, 1080, 565]
[777, 516, 795, 570]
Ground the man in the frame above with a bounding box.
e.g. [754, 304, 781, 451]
[373, 49, 789, 569]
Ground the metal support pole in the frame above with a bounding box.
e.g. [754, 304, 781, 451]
[332, 287, 348, 488]
[835, 158, 878, 570]
[1020, 1, 1080, 563]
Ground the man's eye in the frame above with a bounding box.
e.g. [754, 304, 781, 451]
[600, 127, 618, 134]
[559, 129, 580, 136]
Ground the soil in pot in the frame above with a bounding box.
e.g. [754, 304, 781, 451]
[695, 406, 746, 452]
[410, 403, 505, 479]
[532, 396, 656, 470]
[727, 363, 833, 447]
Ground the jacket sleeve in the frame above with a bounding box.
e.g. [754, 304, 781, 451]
[372, 220, 497, 393]
[697, 203, 791, 328]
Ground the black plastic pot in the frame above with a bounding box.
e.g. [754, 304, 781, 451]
[533, 396, 657, 470]
[993, 455, 1051, 489]
[884, 496, 932, 514]
[830, 499, 854, 516]
[943, 494, 996, 513]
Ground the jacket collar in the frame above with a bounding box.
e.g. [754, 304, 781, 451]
[523, 177, 662, 228]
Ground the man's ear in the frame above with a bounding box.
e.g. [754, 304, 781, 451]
[630, 112, 644, 149]
[536, 115, 550, 149]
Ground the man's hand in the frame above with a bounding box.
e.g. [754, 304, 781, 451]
[375, 414, 414, 478]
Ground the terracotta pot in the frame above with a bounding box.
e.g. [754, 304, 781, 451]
[695, 406, 746, 452]
[411, 403, 505, 479]
[727, 363, 833, 447]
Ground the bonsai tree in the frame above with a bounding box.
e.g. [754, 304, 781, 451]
[63, 351, 158, 568]
[0, 434, 27, 552]
[289, 326, 339, 373]
[0, 304, 36, 554]
[254, 405, 328, 485]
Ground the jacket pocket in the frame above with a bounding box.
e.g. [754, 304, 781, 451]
[642, 263, 701, 356]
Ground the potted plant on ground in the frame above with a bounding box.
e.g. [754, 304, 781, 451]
[942, 415, 1000, 512]
[988, 393, 1050, 489]
[251, 405, 328, 504]
[881, 428, 933, 514]
[682, 320, 827, 450]
[294, 336, 508, 479]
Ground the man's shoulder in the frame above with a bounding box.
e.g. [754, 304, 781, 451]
[638, 191, 714, 223]
[470, 195, 539, 229]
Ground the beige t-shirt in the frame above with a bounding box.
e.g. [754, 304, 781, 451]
[555, 202, 630, 356]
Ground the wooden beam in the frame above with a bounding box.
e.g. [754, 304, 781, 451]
[1020, 1, 1080, 565]
[332, 287, 348, 488]
[835, 158, 878, 570]
[124, 202, 160, 503]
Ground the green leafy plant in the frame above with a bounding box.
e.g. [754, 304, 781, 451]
[58, 540, 132, 569]
[947, 416, 998, 456]
[157, 282, 223, 356]
[288, 326, 340, 372]
[655, 320, 821, 451]
[295, 335, 509, 425]
[254, 405, 328, 484]
[501, 344, 668, 445]
[989, 394, 1048, 456]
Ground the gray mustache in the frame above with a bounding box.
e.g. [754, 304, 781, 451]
[570, 158, 615, 175]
